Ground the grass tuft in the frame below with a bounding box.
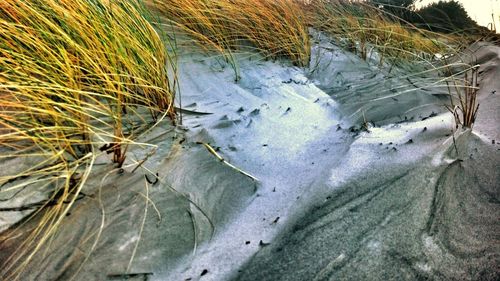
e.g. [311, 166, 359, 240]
[0, 0, 175, 278]
[148, 0, 310, 79]
[302, 0, 453, 64]
[446, 65, 480, 128]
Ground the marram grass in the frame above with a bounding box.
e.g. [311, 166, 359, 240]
[446, 65, 480, 128]
[147, 0, 455, 72]
[0, 0, 175, 279]
[148, 0, 311, 79]
[302, 0, 453, 64]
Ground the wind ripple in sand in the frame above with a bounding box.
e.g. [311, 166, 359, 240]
[236, 131, 500, 281]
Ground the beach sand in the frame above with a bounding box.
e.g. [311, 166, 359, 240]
[0, 40, 498, 280]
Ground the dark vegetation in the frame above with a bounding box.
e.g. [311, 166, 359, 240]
[372, 0, 498, 37]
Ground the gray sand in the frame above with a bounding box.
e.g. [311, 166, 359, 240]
[235, 42, 499, 281]
[0, 39, 498, 281]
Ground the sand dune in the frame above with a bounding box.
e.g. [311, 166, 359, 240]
[0, 40, 498, 280]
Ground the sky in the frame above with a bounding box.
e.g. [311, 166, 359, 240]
[415, 0, 500, 31]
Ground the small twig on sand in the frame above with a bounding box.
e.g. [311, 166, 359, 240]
[131, 148, 158, 173]
[107, 272, 153, 280]
[187, 210, 198, 257]
[452, 131, 459, 156]
[198, 142, 259, 182]
[144, 173, 159, 185]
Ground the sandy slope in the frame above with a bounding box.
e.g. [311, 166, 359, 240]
[0, 40, 498, 281]
[236, 43, 500, 281]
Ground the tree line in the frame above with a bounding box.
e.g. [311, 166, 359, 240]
[371, 0, 491, 34]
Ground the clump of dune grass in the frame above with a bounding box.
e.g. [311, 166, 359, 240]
[446, 65, 480, 129]
[148, 0, 310, 80]
[302, 0, 452, 64]
[0, 0, 175, 278]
